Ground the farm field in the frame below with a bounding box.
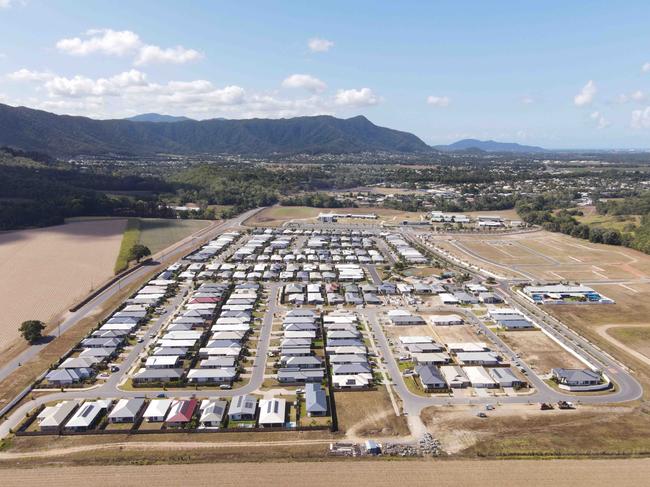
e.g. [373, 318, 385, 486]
[436, 230, 650, 281]
[0, 219, 126, 355]
[245, 205, 426, 227]
[499, 330, 585, 374]
[3, 459, 650, 487]
[114, 218, 212, 272]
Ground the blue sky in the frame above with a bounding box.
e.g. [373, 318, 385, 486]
[1, 0, 650, 148]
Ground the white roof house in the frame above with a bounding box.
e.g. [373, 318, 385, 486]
[143, 399, 172, 422]
[463, 366, 497, 388]
[65, 399, 111, 430]
[258, 398, 286, 427]
[107, 398, 145, 423]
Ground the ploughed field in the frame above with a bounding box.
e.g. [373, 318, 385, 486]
[0, 219, 125, 354]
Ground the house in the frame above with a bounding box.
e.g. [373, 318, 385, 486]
[187, 368, 237, 384]
[456, 351, 501, 366]
[454, 291, 479, 305]
[143, 399, 172, 422]
[64, 399, 111, 431]
[411, 352, 451, 365]
[332, 363, 372, 375]
[281, 356, 323, 369]
[37, 400, 79, 433]
[389, 314, 426, 326]
[439, 293, 459, 305]
[107, 398, 145, 423]
[133, 368, 184, 384]
[463, 366, 497, 388]
[332, 374, 372, 389]
[45, 367, 92, 386]
[415, 365, 447, 391]
[305, 383, 328, 416]
[552, 368, 602, 386]
[199, 399, 228, 428]
[478, 292, 503, 304]
[145, 355, 180, 369]
[165, 399, 198, 427]
[277, 367, 325, 383]
[258, 398, 287, 427]
[440, 365, 470, 388]
[488, 367, 525, 388]
[430, 314, 463, 326]
[228, 394, 258, 421]
[328, 354, 369, 365]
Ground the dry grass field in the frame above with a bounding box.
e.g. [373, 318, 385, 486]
[0, 458, 644, 487]
[334, 389, 409, 438]
[421, 403, 650, 458]
[138, 218, 212, 254]
[607, 327, 650, 358]
[4, 460, 650, 487]
[436, 230, 650, 281]
[499, 330, 585, 374]
[0, 219, 126, 354]
[245, 205, 426, 227]
[432, 324, 483, 343]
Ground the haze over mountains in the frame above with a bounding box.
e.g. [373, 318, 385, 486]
[434, 139, 547, 153]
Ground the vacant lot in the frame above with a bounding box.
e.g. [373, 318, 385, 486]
[422, 403, 650, 458]
[4, 460, 650, 487]
[432, 324, 482, 344]
[607, 327, 650, 358]
[245, 205, 426, 227]
[0, 219, 125, 354]
[499, 330, 585, 374]
[335, 389, 409, 438]
[436, 230, 650, 282]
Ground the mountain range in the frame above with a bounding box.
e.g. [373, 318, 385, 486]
[434, 138, 547, 153]
[0, 104, 431, 157]
[125, 113, 194, 123]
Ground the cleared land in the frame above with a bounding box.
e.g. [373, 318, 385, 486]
[3, 460, 650, 487]
[436, 230, 650, 281]
[432, 324, 482, 344]
[607, 326, 650, 359]
[334, 389, 409, 438]
[0, 219, 125, 354]
[245, 206, 426, 227]
[422, 403, 650, 458]
[499, 330, 585, 374]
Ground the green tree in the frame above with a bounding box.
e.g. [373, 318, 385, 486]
[128, 243, 151, 263]
[19, 320, 45, 344]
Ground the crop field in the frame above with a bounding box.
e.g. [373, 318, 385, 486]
[4, 460, 650, 487]
[114, 218, 212, 272]
[245, 205, 426, 227]
[499, 330, 585, 374]
[0, 219, 125, 355]
[436, 230, 650, 281]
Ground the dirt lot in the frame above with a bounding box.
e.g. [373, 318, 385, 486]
[432, 324, 483, 344]
[0, 219, 126, 355]
[499, 330, 585, 374]
[607, 327, 650, 358]
[421, 402, 650, 458]
[4, 459, 650, 487]
[334, 389, 409, 438]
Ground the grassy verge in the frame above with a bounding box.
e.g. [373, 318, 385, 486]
[114, 218, 141, 274]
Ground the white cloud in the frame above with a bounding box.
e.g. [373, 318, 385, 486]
[618, 90, 647, 104]
[335, 88, 380, 107]
[45, 69, 148, 97]
[308, 37, 334, 52]
[426, 95, 450, 107]
[7, 68, 54, 81]
[521, 95, 535, 105]
[56, 28, 202, 65]
[590, 111, 610, 129]
[642, 62, 650, 73]
[631, 107, 650, 129]
[282, 74, 327, 93]
[135, 45, 202, 66]
[56, 29, 141, 56]
[574, 80, 597, 107]
[0, 0, 13, 8]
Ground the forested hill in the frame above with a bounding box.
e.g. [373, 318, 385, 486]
[0, 103, 432, 157]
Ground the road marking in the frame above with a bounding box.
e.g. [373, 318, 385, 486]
[549, 271, 564, 279]
[618, 283, 639, 294]
[592, 265, 605, 272]
[568, 256, 582, 262]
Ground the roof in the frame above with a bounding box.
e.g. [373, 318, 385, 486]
[65, 400, 111, 428]
[108, 398, 145, 419]
[199, 400, 227, 424]
[552, 368, 601, 382]
[415, 365, 446, 386]
[166, 399, 197, 423]
[39, 401, 79, 428]
[258, 398, 286, 425]
[228, 394, 257, 416]
[305, 383, 327, 414]
[143, 399, 172, 418]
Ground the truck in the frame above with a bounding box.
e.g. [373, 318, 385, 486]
[557, 400, 575, 410]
